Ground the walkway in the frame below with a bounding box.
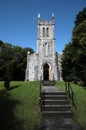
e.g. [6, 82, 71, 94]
[40, 81, 83, 130]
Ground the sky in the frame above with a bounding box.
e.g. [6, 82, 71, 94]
[0, 0, 86, 53]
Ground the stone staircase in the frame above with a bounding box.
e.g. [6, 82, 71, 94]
[40, 81, 83, 130]
[41, 91, 72, 119]
[41, 80, 55, 86]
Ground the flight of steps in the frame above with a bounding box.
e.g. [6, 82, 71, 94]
[41, 80, 55, 86]
[41, 91, 72, 119]
[40, 81, 82, 130]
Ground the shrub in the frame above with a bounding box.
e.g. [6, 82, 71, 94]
[4, 78, 10, 90]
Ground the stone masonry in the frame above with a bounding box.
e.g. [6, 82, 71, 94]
[25, 14, 62, 81]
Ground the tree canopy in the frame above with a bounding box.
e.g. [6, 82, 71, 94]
[0, 41, 34, 81]
[61, 7, 86, 85]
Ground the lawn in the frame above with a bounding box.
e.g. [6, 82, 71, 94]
[0, 81, 86, 130]
[0, 81, 41, 130]
[56, 81, 86, 130]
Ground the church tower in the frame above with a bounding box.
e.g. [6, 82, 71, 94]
[25, 14, 61, 81]
[37, 14, 58, 80]
[37, 13, 55, 56]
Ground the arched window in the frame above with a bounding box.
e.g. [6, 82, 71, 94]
[46, 28, 49, 37]
[43, 27, 45, 37]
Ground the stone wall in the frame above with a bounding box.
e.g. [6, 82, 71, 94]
[25, 14, 62, 81]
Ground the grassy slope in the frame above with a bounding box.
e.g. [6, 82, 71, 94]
[0, 81, 86, 129]
[0, 81, 41, 130]
[56, 81, 86, 129]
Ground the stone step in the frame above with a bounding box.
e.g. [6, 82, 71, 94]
[42, 99, 70, 105]
[41, 91, 67, 96]
[41, 104, 71, 111]
[42, 111, 72, 118]
[41, 81, 55, 86]
[41, 95, 68, 100]
[40, 118, 82, 130]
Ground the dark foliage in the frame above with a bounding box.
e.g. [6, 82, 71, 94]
[4, 78, 10, 90]
[0, 41, 34, 81]
[61, 7, 86, 86]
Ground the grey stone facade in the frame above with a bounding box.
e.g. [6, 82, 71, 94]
[25, 14, 62, 81]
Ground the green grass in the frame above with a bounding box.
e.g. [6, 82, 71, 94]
[56, 80, 86, 129]
[0, 81, 86, 130]
[0, 81, 41, 130]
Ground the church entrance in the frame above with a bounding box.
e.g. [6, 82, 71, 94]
[43, 64, 49, 80]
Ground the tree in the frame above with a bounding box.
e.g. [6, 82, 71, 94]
[72, 7, 86, 85]
[0, 40, 3, 53]
[61, 43, 76, 82]
[12, 46, 34, 81]
[0, 42, 13, 81]
[61, 7, 86, 85]
[75, 7, 86, 27]
[0, 41, 4, 80]
[0, 41, 34, 81]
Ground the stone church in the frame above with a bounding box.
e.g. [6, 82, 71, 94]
[25, 14, 62, 81]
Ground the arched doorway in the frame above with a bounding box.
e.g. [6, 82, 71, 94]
[43, 63, 49, 80]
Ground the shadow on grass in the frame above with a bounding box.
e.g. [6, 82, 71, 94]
[0, 89, 26, 130]
[9, 85, 21, 90]
[83, 86, 86, 90]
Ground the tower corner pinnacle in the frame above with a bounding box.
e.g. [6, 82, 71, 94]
[51, 13, 54, 24]
[52, 13, 54, 18]
[38, 13, 40, 18]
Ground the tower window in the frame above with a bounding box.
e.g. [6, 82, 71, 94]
[45, 42, 47, 45]
[46, 28, 49, 37]
[43, 27, 45, 37]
